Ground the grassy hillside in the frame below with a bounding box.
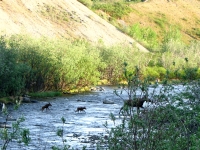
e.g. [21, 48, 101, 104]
[127, 0, 200, 42]
[83, 0, 200, 48]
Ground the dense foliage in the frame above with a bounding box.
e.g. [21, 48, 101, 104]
[0, 34, 200, 98]
[102, 64, 200, 150]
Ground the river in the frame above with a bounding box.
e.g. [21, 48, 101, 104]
[0, 84, 188, 150]
[1, 86, 125, 150]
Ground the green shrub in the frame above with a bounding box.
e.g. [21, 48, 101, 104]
[3, 35, 103, 93]
[143, 67, 160, 80]
[197, 68, 200, 78]
[104, 64, 200, 150]
[179, 67, 199, 80]
[77, 0, 93, 8]
[0, 36, 30, 97]
[92, 2, 132, 19]
[127, 23, 158, 49]
[1, 33, 200, 97]
[0, 104, 30, 149]
[143, 66, 166, 80]
[162, 27, 182, 52]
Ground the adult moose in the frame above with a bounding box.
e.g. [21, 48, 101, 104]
[119, 96, 152, 115]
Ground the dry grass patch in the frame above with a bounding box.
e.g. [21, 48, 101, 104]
[124, 0, 200, 43]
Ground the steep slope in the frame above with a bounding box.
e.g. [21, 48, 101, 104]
[125, 0, 200, 42]
[0, 0, 148, 52]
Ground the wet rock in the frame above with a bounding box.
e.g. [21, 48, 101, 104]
[90, 87, 97, 91]
[30, 99, 39, 103]
[80, 139, 90, 143]
[89, 135, 100, 141]
[21, 95, 39, 103]
[0, 124, 11, 128]
[104, 135, 109, 140]
[97, 87, 105, 91]
[91, 86, 105, 91]
[77, 99, 86, 102]
[22, 96, 31, 103]
[73, 133, 82, 138]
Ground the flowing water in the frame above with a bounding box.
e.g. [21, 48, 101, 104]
[0, 84, 187, 150]
[0, 86, 125, 150]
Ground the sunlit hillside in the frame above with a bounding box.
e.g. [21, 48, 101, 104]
[0, 0, 148, 51]
[91, 0, 200, 44]
[127, 0, 200, 43]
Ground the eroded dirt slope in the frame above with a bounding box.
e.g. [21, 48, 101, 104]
[0, 0, 148, 52]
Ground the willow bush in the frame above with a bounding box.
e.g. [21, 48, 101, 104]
[98, 44, 151, 84]
[0, 33, 200, 97]
[0, 35, 103, 95]
[0, 36, 30, 97]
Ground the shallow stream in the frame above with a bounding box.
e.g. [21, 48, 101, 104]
[1, 86, 125, 150]
[0, 84, 187, 150]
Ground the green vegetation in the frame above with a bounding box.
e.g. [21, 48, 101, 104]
[0, 1, 199, 149]
[77, 0, 93, 8]
[92, 2, 132, 19]
[87, 0, 159, 49]
[52, 117, 71, 150]
[0, 33, 200, 98]
[153, 13, 168, 29]
[102, 63, 200, 150]
[78, 0, 200, 50]
[0, 105, 30, 150]
[29, 91, 62, 98]
[124, 23, 158, 49]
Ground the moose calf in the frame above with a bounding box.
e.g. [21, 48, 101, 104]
[119, 97, 151, 114]
[41, 103, 52, 112]
[75, 106, 86, 113]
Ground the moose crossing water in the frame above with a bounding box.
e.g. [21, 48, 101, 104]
[0, 86, 126, 150]
[1, 84, 186, 150]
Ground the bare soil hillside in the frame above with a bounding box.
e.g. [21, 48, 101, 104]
[0, 0, 148, 52]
